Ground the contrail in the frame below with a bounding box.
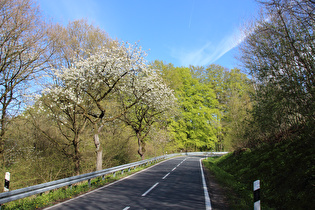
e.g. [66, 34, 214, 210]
[172, 28, 247, 67]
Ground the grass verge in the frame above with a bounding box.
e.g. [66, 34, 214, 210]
[203, 137, 315, 209]
[203, 157, 252, 209]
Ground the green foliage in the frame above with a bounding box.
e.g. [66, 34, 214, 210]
[100, 120, 140, 167]
[152, 61, 254, 152]
[220, 68, 254, 149]
[203, 157, 251, 209]
[204, 133, 315, 209]
[1, 114, 75, 190]
[188, 64, 255, 151]
[168, 67, 220, 151]
[0, 108, 141, 191]
[240, 0, 315, 147]
[150, 60, 184, 91]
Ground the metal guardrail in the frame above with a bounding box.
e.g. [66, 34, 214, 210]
[0, 152, 228, 205]
[185, 151, 228, 156]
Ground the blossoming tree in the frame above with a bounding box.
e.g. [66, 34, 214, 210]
[119, 70, 176, 159]
[48, 41, 173, 170]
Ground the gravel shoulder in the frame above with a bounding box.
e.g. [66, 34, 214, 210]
[202, 163, 230, 210]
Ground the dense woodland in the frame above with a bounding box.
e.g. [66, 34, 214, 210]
[0, 0, 314, 191]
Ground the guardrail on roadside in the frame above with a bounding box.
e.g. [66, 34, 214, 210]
[0, 152, 228, 205]
[185, 151, 228, 157]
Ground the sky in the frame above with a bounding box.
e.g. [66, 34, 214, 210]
[38, 0, 260, 70]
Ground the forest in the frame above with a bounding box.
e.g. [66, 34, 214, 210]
[0, 0, 314, 192]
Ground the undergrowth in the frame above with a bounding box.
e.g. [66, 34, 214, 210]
[204, 136, 315, 209]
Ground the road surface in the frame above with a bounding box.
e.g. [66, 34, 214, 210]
[46, 156, 212, 210]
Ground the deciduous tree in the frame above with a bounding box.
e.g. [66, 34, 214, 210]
[49, 41, 157, 170]
[169, 67, 219, 151]
[27, 95, 88, 175]
[240, 0, 315, 142]
[119, 70, 176, 159]
[0, 0, 52, 164]
[34, 20, 111, 174]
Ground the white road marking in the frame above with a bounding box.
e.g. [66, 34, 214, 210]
[162, 172, 170, 179]
[44, 158, 172, 210]
[162, 157, 187, 180]
[200, 158, 212, 210]
[123, 207, 130, 210]
[142, 182, 159, 197]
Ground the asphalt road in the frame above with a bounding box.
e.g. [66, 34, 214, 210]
[45, 156, 211, 210]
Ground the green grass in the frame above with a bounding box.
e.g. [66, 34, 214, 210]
[203, 157, 252, 209]
[1, 164, 154, 209]
[203, 137, 315, 209]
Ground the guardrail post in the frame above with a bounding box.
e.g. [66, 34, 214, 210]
[113, 172, 116, 178]
[102, 175, 105, 180]
[68, 184, 72, 190]
[254, 180, 260, 210]
[121, 170, 124, 175]
[88, 179, 91, 188]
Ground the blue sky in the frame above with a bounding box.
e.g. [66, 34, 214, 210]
[39, 0, 260, 69]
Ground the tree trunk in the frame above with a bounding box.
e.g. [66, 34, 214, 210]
[73, 136, 81, 175]
[96, 145, 102, 171]
[94, 124, 103, 171]
[137, 132, 144, 160]
[0, 105, 7, 168]
[74, 156, 80, 176]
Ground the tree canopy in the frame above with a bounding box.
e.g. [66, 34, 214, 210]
[240, 0, 315, 144]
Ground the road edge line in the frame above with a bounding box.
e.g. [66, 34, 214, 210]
[200, 158, 212, 210]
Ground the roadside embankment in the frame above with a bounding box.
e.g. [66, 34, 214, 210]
[204, 137, 315, 209]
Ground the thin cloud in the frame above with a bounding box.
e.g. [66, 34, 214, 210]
[172, 28, 246, 67]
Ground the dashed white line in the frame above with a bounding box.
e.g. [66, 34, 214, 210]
[162, 172, 170, 179]
[123, 207, 130, 210]
[163, 157, 187, 179]
[142, 182, 159, 197]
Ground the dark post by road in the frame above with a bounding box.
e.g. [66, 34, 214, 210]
[4, 172, 10, 192]
[253, 180, 260, 210]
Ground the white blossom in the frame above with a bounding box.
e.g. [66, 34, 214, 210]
[43, 40, 175, 118]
